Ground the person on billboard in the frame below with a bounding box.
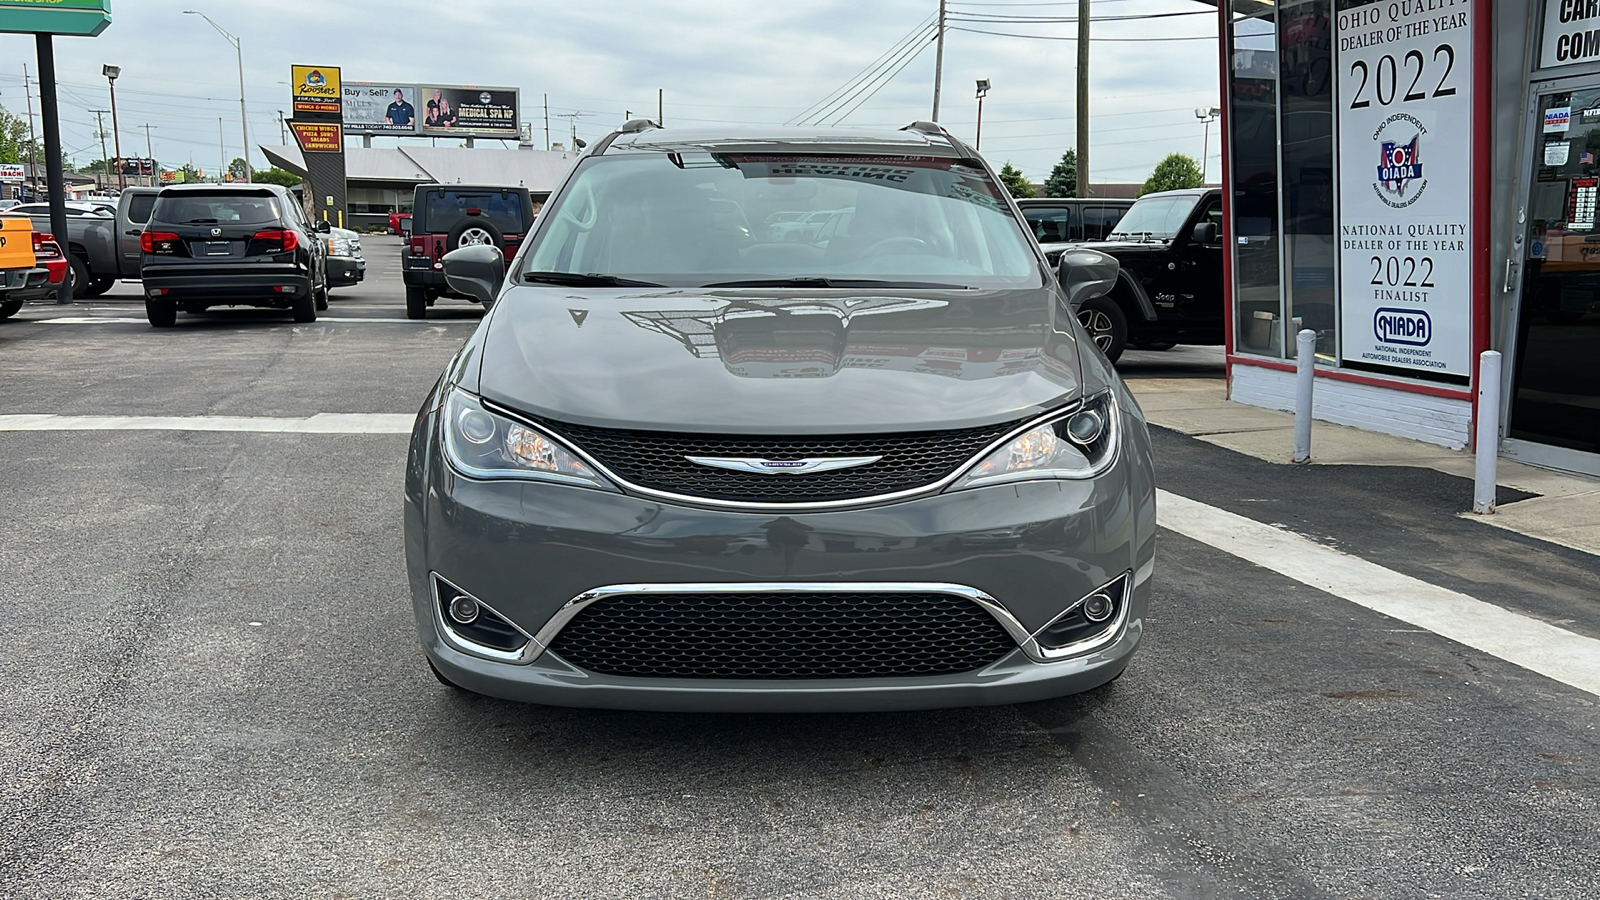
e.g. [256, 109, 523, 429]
[425, 90, 443, 126]
[428, 95, 458, 129]
[386, 89, 415, 127]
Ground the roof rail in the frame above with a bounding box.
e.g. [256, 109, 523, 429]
[619, 118, 661, 134]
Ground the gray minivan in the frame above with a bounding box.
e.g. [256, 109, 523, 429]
[404, 121, 1157, 712]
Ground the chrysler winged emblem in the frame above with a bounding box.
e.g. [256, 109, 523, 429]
[685, 455, 882, 475]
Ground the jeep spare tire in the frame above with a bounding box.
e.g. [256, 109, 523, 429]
[448, 216, 504, 253]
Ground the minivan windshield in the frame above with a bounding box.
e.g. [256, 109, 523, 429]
[524, 152, 1041, 289]
[151, 193, 283, 226]
[1106, 194, 1199, 241]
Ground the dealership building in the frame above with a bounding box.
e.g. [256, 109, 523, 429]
[1214, 0, 1599, 476]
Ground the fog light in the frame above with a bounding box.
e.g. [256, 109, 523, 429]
[447, 595, 480, 624]
[1082, 592, 1115, 623]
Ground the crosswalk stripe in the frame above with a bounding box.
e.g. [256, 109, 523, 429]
[1157, 488, 1600, 697]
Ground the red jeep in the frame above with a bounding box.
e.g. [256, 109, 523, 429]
[402, 185, 534, 319]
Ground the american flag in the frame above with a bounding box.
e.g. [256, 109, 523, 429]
[1583, 151, 1596, 165]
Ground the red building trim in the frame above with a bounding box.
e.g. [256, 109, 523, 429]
[1228, 354, 1474, 401]
[1218, 1, 1236, 363]
[1469, 0, 1495, 450]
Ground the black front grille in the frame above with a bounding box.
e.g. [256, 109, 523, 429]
[548, 591, 1018, 679]
[538, 417, 1022, 503]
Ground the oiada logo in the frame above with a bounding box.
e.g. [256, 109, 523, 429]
[1372, 113, 1427, 208]
[1374, 307, 1432, 346]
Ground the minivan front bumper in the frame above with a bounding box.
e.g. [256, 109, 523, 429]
[403, 397, 1157, 712]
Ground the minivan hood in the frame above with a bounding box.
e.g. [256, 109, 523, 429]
[476, 286, 1085, 433]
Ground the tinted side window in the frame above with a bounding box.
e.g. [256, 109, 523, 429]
[1085, 205, 1132, 240]
[126, 194, 157, 225]
[1023, 206, 1078, 243]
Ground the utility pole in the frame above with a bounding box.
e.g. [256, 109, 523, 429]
[544, 93, 550, 150]
[142, 124, 157, 186]
[932, 0, 947, 121]
[1076, 0, 1090, 198]
[90, 109, 111, 189]
[277, 110, 286, 144]
[218, 117, 226, 182]
[657, 88, 663, 126]
[23, 64, 39, 199]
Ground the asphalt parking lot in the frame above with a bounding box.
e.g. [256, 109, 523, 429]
[1, 236, 1596, 899]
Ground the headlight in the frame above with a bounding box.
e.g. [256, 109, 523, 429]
[441, 388, 616, 490]
[950, 391, 1118, 490]
[328, 237, 348, 256]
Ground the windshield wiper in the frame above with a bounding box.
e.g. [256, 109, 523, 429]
[184, 218, 220, 224]
[521, 271, 665, 287]
[703, 277, 970, 289]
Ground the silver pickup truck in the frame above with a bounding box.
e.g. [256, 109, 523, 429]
[9, 187, 159, 297]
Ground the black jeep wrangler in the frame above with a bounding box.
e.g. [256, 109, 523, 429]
[1039, 188, 1224, 362]
[403, 184, 536, 319]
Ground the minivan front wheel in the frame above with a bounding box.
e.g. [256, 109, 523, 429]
[1077, 296, 1128, 362]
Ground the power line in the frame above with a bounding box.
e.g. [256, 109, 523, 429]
[789, 16, 937, 125]
[808, 24, 938, 125]
[948, 25, 1214, 40]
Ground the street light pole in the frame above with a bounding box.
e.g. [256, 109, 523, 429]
[185, 10, 252, 181]
[974, 79, 990, 151]
[103, 64, 124, 190]
[1195, 106, 1220, 183]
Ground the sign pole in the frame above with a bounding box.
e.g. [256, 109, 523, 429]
[34, 33, 71, 304]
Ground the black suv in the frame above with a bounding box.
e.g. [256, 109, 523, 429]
[403, 184, 536, 319]
[140, 184, 330, 328]
[1039, 188, 1224, 361]
[1015, 197, 1133, 245]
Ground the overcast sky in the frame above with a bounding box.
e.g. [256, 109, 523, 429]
[0, 0, 1222, 185]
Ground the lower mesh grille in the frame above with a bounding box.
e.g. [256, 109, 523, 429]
[548, 591, 1018, 679]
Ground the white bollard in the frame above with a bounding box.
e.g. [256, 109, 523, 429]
[1293, 329, 1316, 464]
[1473, 350, 1503, 515]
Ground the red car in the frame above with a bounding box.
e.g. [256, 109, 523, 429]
[1, 231, 69, 318]
[389, 212, 412, 235]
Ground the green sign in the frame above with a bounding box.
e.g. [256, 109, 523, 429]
[0, 0, 111, 37]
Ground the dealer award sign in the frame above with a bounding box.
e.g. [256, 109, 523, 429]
[1335, 0, 1472, 380]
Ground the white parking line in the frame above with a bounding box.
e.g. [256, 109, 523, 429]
[0, 413, 414, 433]
[1158, 488, 1600, 698]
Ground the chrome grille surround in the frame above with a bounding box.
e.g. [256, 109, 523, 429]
[480, 397, 1086, 511]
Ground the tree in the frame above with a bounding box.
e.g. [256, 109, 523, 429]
[997, 162, 1036, 199]
[1139, 153, 1205, 196]
[253, 167, 302, 188]
[0, 104, 31, 165]
[78, 158, 116, 175]
[1043, 149, 1077, 198]
[227, 157, 249, 181]
[178, 162, 202, 184]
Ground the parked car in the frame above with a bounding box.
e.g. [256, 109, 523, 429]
[138, 183, 330, 327]
[403, 184, 535, 319]
[1016, 197, 1134, 244]
[324, 225, 366, 289]
[388, 212, 411, 235]
[0, 215, 38, 315]
[2, 230, 69, 317]
[1039, 188, 1225, 361]
[12, 187, 160, 297]
[405, 120, 1154, 712]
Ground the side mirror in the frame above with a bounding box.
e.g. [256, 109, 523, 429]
[315, 219, 332, 234]
[400, 220, 412, 238]
[1056, 248, 1120, 311]
[443, 244, 505, 307]
[1191, 221, 1218, 244]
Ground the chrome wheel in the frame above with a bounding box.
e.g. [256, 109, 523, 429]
[457, 226, 495, 247]
[1078, 308, 1116, 353]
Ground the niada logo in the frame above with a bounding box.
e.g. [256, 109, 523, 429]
[1374, 307, 1431, 346]
[1371, 113, 1427, 209]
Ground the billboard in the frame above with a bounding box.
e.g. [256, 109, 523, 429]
[342, 82, 418, 134]
[0, 0, 111, 37]
[0, 163, 24, 183]
[418, 85, 519, 138]
[292, 64, 342, 117]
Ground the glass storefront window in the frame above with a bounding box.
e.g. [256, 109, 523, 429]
[1281, 0, 1336, 362]
[1229, 2, 1284, 357]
